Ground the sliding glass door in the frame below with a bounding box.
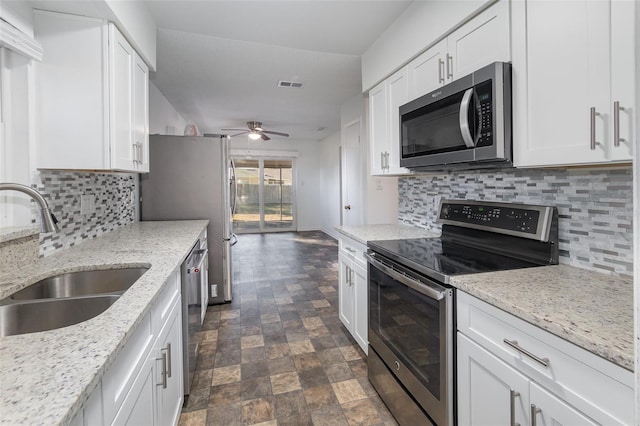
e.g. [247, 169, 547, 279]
[233, 157, 295, 233]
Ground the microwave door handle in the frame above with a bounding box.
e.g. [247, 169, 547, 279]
[459, 88, 475, 148]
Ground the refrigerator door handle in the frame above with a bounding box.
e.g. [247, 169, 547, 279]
[230, 157, 238, 216]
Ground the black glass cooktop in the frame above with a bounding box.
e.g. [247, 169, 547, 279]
[368, 237, 540, 283]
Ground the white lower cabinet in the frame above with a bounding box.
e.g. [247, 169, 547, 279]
[338, 235, 368, 354]
[75, 271, 183, 426]
[457, 291, 634, 426]
[457, 333, 529, 426]
[154, 299, 184, 426]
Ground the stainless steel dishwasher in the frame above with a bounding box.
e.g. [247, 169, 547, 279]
[181, 238, 208, 395]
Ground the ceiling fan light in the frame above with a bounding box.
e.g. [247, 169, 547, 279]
[248, 132, 262, 140]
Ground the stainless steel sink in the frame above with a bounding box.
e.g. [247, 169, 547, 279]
[9, 267, 149, 301]
[0, 295, 120, 337]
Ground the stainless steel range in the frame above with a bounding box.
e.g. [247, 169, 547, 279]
[365, 200, 559, 426]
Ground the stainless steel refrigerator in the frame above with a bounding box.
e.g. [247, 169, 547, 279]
[140, 134, 236, 304]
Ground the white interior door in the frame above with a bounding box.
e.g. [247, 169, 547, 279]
[342, 119, 362, 226]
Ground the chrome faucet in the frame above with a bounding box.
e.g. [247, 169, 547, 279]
[0, 183, 59, 233]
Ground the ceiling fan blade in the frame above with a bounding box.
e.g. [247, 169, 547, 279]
[261, 133, 271, 141]
[221, 128, 248, 132]
[262, 130, 290, 137]
[229, 131, 249, 137]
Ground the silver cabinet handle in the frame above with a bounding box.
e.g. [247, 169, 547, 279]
[590, 107, 601, 150]
[166, 343, 172, 378]
[132, 143, 138, 164]
[380, 151, 385, 170]
[137, 142, 143, 165]
[614, 101, 626, 147]
[446, 53, 453, 79]
[438, 58, 445, 84]
[530, 404, 541, 426]
[503, 339, 550, 367]
[157, 351, 168, 388]
[510, 390, 520, 426]
[345, 265, 351, 286]
[349, 267, 354, 286]
[344, 247, 356, 254]
[459, 88, 475, 148]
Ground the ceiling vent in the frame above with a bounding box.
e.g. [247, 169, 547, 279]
[278, 80, 303, 88]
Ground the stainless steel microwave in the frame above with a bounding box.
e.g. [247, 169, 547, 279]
[399, 62, 512, 170]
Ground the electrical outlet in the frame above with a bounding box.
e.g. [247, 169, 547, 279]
[80, 194, 96, 215]
[210, 284, 218, 298]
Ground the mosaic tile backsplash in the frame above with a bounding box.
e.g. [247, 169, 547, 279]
[33, 171, 137, 257]
[398, 167, 633, 277]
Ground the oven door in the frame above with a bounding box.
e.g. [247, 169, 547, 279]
[366, 251, 454, 426]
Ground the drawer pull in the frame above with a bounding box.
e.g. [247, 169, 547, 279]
[510, 390, 520, 426]
[503, 339, 550, 367]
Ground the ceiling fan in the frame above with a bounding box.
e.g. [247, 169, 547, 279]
[222, 121, 290, 141]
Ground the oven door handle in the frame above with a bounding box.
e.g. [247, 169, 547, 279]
[364, 252, 446, 301]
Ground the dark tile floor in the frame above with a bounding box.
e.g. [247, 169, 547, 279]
[178, 231, 397, 426]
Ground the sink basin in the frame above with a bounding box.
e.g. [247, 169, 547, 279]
[9, 267, 149, 301]
[0, 295, 120, 337]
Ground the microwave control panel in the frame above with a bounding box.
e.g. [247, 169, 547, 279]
[440, 202, 540, 234]
[475, 80, 493, 147]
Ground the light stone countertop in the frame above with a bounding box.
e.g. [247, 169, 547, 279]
[0, 220, 208, 426]
[0, 225, 39, 244]
[335, 223, 439, 244]
[450, 265, 634, 371]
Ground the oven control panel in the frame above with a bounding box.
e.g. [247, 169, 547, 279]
[440, 202, 541, 234]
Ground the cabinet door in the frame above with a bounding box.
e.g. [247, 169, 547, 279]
[513, 0, 610, 166]
[447, 0, 510, 81]
[529, 382, 598, 426]
[155, 300, 184, 426]
[610, 0, 635, 162]
[111, 356, 155, 426]
[386, 67, 411, 175]
[109, 24, 136, 172]
[457, 333, 529, 426]
[34, 11, 110, 170]
[369, 80, 388, 176]
[408, 39, 447, 100]
[338, 252, 354, 332]
[352, 260, 368, 354]
[133, 53, 150, 172]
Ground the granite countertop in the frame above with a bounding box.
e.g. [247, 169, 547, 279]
[0, 225, 39, 244]
[335, 223, 439, 244]
[0, 220, 208, 426]
[450, 265, 634, 371]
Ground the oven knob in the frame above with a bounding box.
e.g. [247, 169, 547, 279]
[394, 361, 400, 371]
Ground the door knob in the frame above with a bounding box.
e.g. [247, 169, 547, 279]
[344, 205, 351, 210]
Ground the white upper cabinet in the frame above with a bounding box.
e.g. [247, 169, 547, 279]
[369, 80, 388, 176]
[512, 0, 635, 167]
[368, 0, 510, 177]
[407, 1, 511, 102]
[369, 67, 412, 176]
[34, 11, 149, 173]
[407, 39, 447, 101]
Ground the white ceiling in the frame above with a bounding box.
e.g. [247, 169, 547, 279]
[143, 1, 412, 140]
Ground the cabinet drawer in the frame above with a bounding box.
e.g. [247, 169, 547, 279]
[457, 291, 633, 425]
[339, 236, 367, 268]
[151, 271, 180, 335]
[102, 312, 153, 425]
